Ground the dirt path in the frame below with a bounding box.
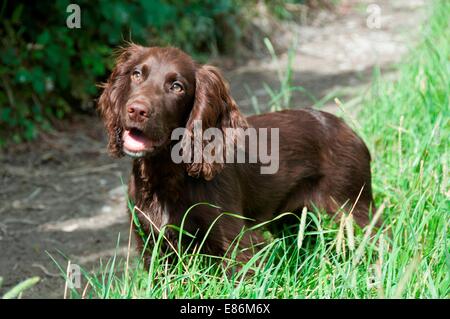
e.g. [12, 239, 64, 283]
[226, 0, 425, 114]
[0, 0, 425, 298]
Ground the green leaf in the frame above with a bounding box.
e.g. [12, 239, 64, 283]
[37, 30, 51, 45]
[2, 277, 40, 299]
[11, 4, 24, 24]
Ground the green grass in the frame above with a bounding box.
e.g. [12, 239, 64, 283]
[0, 276, 40, 299]
[61, 0, 449, 299]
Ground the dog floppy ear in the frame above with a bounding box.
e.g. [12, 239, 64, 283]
[97, 44, 145, 157]
[183, 65, 248, 180]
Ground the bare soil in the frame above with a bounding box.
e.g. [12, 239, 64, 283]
[0, 0, 425, 298]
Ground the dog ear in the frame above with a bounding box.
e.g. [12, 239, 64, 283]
[97, 44, 145, 157]
[183, 65, 248, 180]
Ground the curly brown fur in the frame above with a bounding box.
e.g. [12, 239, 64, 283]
[98, 45, 378, 268]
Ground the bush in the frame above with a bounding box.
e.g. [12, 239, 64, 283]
[0, 0, 245, 146]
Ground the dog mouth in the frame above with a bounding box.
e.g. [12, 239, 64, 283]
[122, 128, 155, 158]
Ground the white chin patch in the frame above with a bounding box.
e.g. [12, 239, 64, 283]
[124, 149, 146, 158]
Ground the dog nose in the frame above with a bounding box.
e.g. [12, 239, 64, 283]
[127, 104, 149, 122]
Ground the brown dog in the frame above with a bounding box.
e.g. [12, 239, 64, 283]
[98, 45, 376, 266]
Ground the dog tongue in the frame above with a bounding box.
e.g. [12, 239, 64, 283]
[123, 130, 152, 152]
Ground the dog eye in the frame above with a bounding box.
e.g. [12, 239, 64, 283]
[131, 70, 142, 82]
[170, 81, 183, 92]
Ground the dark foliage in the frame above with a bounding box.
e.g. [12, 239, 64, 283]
[0, 0, 244, 145]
